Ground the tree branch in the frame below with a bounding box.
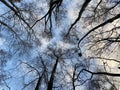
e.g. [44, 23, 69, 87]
[82, 69, 120, 77]
[0, 0, 31, 29]
[66, 0, 91, 37]
[78, 13, 120, 49]
[47, 57, 59, 90]
[0, 20, 18, 35]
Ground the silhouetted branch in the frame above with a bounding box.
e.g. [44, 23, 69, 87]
[89, 57, 120, 63]
[94, 0, 102, 12]
[66, 0, 91, 37]
[78, 13, 120, 49]
[81, 69, 120, 77]
[0, 20, 17, 34]
[35, 71, 44, 90]
[0, 0, 31, 29]
[31, 0, 63, 29]
[47, 56, 59, 90]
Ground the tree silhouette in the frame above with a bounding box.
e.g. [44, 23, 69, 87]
[0, 0, 120, 90]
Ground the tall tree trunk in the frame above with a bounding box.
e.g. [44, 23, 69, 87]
[47, 58, 59, 90]
[35, 71, 44, 90]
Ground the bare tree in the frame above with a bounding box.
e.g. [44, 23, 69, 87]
[0, 0, 120, 90]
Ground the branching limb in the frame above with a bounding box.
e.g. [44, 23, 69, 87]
[78, 13, 120, 49]
[81, 69, 120, 77]
[66, 0, 91, 37]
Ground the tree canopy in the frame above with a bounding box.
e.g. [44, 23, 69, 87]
[0, 0, 120, 90]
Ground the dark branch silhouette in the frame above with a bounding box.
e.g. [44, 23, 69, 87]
[78, 13, 120, 49]
[66, 0, 91, 37]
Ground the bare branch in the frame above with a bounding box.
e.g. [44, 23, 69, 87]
[78, 13, 120, 49]
[47, 56, 59, 90]
[0, 0, 31, 29]
[66, 0, 91, 37]
[81, 69, 120, 77]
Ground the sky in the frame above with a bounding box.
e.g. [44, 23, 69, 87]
[0, 0, 120, 90]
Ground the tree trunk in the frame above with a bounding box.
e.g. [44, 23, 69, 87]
[47, 58, 59, 90]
